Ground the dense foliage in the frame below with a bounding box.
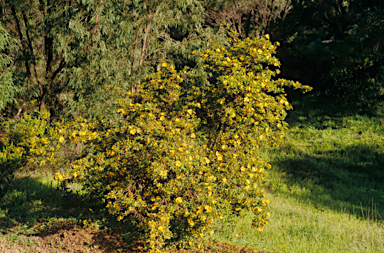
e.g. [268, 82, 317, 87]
[0, 22, 17, 114]
[0, 110, 59, 197]
[1, 0, 224, 120]
[276, 0, 384, 112]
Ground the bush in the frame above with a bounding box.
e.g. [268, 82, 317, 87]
[0, 111, 61, 197]
[56, 32, 310, 252]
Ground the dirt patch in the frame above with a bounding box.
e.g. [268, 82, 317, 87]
[1, 222, 127, 253]
[1, 219, 269, 253]
[169, 243, 270, 253]
[32, 226, 127, 252]
[0, 240, 25, 253]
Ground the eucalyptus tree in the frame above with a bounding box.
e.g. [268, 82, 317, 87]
[0, 22, 18, 121]
[2, 0, 74, 119]
[1, 0, 224, 120]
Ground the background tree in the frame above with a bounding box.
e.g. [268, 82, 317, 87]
[203, 0, 291, 39]
[1, 0, 72, 119]
[0, 22, 18, 121]
[1, 0, 225, 121]
[274, 0, 384, 112]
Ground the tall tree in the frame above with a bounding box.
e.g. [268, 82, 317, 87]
[0, 21, 18, 121]
[1, 0, 70, 119]
[1, 0, 224, 120]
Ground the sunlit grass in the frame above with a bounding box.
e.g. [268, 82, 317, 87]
[211, 193, 384, 253]
[267, 114, 384, 218]
[210, 103, 384, 252]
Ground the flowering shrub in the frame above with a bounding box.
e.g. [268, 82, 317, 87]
[0, 110, 61, 197]
[55, 33, 310, 252]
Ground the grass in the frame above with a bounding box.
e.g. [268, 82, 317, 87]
[211, 193, 384, 253]
[267, 104, 384, 219]
[1, 94, 384, 252]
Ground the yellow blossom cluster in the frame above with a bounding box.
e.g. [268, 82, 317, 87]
[1, 110, 65, 185]
[54, 32, 310, 252]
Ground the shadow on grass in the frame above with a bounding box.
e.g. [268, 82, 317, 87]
[266, 90, 384, 220]
[0, 176, 131, 252]
[0, 177, 85, 228]
[286, 91, 384, 125]
[269, 144, 384, 221]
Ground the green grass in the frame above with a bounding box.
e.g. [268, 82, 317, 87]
[0, 175, 90, 239]
[267, 114, 384, 218]
[0, 175, 88, 230]
[211, 193, 384, 253]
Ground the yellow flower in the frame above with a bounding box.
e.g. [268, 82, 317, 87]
[59, 136, 65, 143]
[191, 133, 196, 138]
[187, 109, 193, 115]
[54, 173, 64, 181]
[130, 129, 136, 135]
[161, 62, 167, 67]
[117, 108, 126, 114]
[204, 157, 210, 164]
[175, 161, 182, 167]
[175, 197, 182, 203]
[188, 219, 195, 227]
[159, 170, 167, 177]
